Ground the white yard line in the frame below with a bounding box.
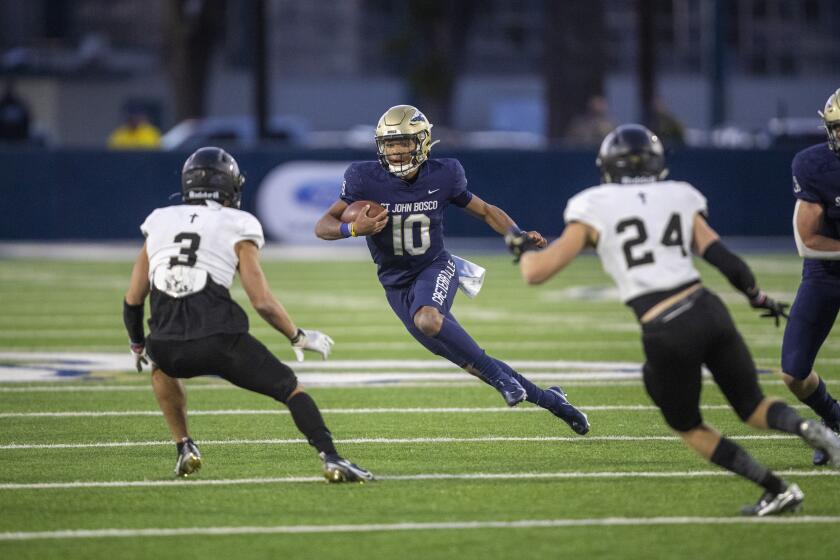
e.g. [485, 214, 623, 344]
[0, 404, 767, 418]
[1, 469, 837, 491]
[0, 434, 798, 451]
[1, 516, 839, 541]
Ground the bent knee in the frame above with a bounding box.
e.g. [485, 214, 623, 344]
[414, 307, 444, 337]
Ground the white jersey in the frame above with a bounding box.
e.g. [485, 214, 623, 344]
[564, 180, 707, 302]
[141, 201, 264, 295]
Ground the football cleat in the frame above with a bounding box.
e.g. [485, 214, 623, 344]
[800, 419, 840, 468]
[741, 483, 804, 517]
[488, 374, 527, 407]
[320, 452, 374, 483]
[546, 386, 590, 435]
[174, 439, 202, 477]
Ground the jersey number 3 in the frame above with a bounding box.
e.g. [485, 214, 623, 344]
[169, 232, 201, 267]
[616, 213, 686, 269]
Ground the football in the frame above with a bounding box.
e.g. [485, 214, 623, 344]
[340, 200, 387, 223]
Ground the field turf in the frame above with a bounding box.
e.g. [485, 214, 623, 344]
[0, 252, 838, 559]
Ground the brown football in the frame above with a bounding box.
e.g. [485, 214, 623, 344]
[340, 200, 387, 223]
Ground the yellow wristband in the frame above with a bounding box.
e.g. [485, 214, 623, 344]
[350, 222, 357, 237]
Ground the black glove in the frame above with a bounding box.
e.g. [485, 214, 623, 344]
[504, 230, 539, 263]
[749, 290, 789, 327]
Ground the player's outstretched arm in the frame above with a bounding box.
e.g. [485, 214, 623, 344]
[237, 240, 299, 339]
[464, 194, 547, 247]
[124, 244, 151, 371]
[237, 240, 334, 360]
[693, 214, 788, 326]
[514, 222, 593, 285]
[793, 200, 840, 259]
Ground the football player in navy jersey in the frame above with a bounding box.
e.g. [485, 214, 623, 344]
[315, 105, 590, 435]
[124, 147, 373, 482]
[782, 88, 840, 464]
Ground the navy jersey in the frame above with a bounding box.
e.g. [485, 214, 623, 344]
[341, 159, 473, 287]
[792, 143, 840, 279]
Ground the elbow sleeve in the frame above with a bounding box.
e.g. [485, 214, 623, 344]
[701, 240, 757, 297]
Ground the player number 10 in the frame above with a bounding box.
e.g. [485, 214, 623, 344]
[391, 214, 431, 256]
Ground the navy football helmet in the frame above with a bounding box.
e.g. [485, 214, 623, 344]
[181, 147, 245, 207]
[596, 124, 668, 184]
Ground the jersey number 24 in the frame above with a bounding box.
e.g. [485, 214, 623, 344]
[616, 213, 686, 269]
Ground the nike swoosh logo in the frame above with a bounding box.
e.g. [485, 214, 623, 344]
[428, 189, 440, 194]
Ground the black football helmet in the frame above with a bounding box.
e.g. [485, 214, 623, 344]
[596, 124, 668, 184]
[181, 147, 245, 207]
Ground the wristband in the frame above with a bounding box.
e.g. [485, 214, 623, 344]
[290, 328, 304, 344]
[339, 222, 352, 238]
[350, 222, 357, 237]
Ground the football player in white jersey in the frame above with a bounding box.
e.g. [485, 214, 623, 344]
[506, 124, 840, 516]
[123, 147, 373, 482]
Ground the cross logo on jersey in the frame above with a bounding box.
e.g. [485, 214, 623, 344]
[638, 192, 647, 204]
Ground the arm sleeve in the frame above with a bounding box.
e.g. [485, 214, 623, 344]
[340, 164, 361, 205]
[448, 159, 474, 208]
[702, 240, 757, 298]
[563, 190, 604, 235]
[238, 213, 265, 249]
[123, 300, 145, 343]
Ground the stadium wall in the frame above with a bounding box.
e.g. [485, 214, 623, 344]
[2, 148, 798, 241]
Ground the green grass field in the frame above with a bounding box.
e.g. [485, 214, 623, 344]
[1, 252, 838, 559]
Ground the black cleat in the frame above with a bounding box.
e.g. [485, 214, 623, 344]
[546, 386, 590, 435]
[320, 452, 374, 483]
[741, 483, 804, 516]
[488, 374, 527, 407]
[801, 419, 840, 468]
[174, 439, 202, 477]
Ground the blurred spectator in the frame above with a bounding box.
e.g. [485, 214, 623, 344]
[564, 95, 615, 147]
[107, 103, 162, 149]
[0, 80, 31, 143]
[648, 97, 685, 146]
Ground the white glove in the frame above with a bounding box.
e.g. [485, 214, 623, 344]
[129, 342, 149, 372]
[291, 329, 334, 361]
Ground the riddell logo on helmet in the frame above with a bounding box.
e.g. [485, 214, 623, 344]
[187, 191, 220, 200]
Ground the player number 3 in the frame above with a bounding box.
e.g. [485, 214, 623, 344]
[391, 214, 431, 256]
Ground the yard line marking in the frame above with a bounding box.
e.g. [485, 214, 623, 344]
[1, 469, 837, 491]
[0, 404, 787, 418]
[2, 516, 840, 540]
[0, 434, 799, 450]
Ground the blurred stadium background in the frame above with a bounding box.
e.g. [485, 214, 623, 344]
[1, 1, 839, 558]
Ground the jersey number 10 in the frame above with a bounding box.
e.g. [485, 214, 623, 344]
[391, 214, 431, 256]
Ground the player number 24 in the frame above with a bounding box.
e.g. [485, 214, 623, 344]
[391, 214, 431, 256]
[616, 213, 686, 269]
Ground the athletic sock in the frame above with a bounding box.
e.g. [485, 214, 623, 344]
[176, 436, 193, 455]
[802, 379, 840, 426]
[710, 437, 785, 495]
[286, 392, 337, 456]
[765, 401, 804, 435]
[436, 316, 507, 383]
[493, 357, 550, 406]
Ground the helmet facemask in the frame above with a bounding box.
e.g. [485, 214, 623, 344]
[374, 105, 438, 178]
